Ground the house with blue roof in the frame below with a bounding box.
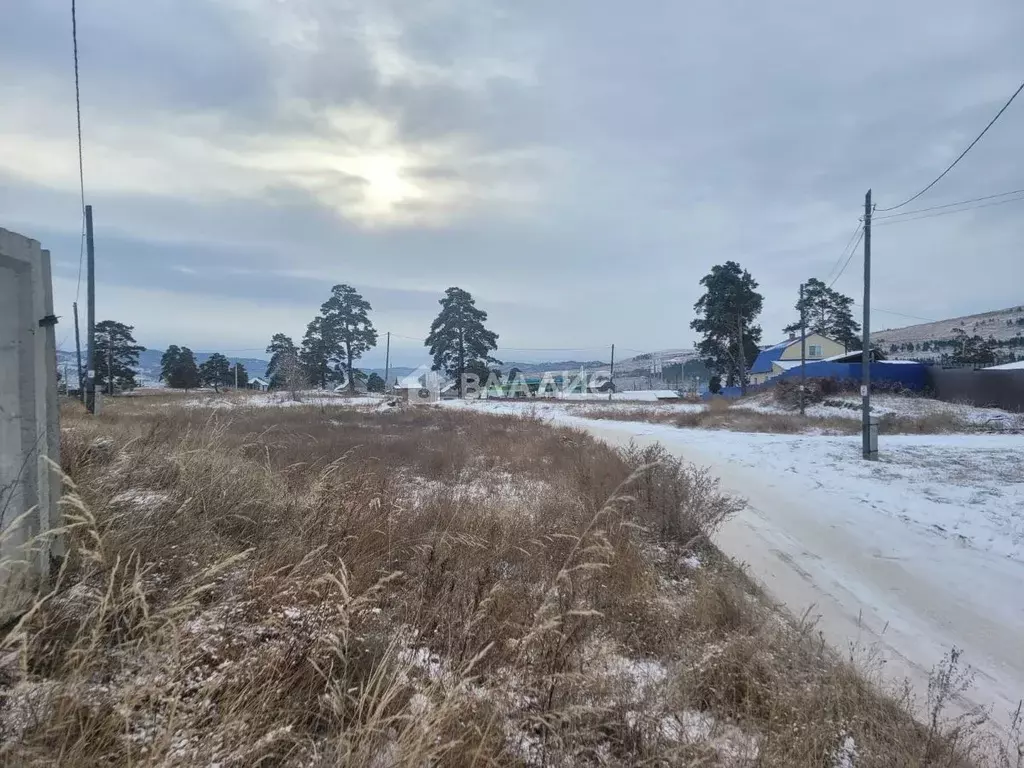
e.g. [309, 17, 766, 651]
[748, 333, 846, 385]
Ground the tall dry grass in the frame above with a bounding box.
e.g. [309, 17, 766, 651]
[572, 400, 987, 436]
[0, 399, 1015, 766]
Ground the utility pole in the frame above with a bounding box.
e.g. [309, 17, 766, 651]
[608, 344, 615, 401]
[384, 331, 391, 393]
[85, 205, 96, 414]
[862, 190, 876, 460]
[799, 283, 807, 416]
[235, 362, 239, 390]
[73, 301, 84, 401]
[107, 341, 113, 396]
[736, 314, 747, 395]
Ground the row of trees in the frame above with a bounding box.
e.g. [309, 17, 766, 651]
[74, 321, 248, 393]
[159, 347, 248, 391]
[690, 263, 862, 390]
[263, 285, 500, 396]
[263, 284, 378, 392]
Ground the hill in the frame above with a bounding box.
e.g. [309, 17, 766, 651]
[870, 305, 1024, 362]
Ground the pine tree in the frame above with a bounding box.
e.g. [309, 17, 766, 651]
[265, 334, 299, 389]
[93, 320, 145, 393]
[199, 353, 232, 392]
[783, 279, 861, 351]
[300, 317, 334, 389]
[366, 372, 385, 393]
[690, 262, 763, 391]
[426, 287, 500, 396]
[160, 346, 182, 385]
[949, 328, 997, 367]
[160, 346, 200, 389]
[319, 284, 377, 393]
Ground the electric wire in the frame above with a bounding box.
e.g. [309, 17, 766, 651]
[876, 78, 1024, 212]
[72, 0, 87, 303]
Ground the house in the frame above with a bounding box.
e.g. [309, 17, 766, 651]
[748, 333, 846, 385]
[249, 376, 270, 392]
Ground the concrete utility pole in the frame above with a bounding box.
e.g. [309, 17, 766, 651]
[862, 190, 877, 460]
[384, 331, 391, 393]
[799, 283, 806, 416]
[107, 341, 113, 396]
[85, 205, 96, 414]
[608, 344, 615, 401]
[73, 300, 84, 400]
[234, 362, 239, 390]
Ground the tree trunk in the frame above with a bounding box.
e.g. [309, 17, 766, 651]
[347, 343, 355, 393]
[457, 328, 465, 398]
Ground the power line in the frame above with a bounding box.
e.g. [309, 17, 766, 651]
[827, 227, 864, 289]
[822, 222, 865, 285]
[876, 78, 1024, 213]
[852, 303, 937, 324]
[874, 192, 1024, 226]
[72, 0, 87, 303]
[872, 188, 1024, 220]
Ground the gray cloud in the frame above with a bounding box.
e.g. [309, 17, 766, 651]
[2, 0, 1023, 365]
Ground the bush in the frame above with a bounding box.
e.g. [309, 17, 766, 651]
[773, 378, 825, 410]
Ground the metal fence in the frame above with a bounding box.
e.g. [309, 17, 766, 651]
[924, 367, 1024, 412]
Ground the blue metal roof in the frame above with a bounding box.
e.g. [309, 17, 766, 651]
[749, 339, 793, 374]
[749, 335, 826, 373]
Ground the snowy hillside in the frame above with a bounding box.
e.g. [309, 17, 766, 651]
[871, 305, 1024, 361]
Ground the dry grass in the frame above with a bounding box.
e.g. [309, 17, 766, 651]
[574, 402, 861, 435]
[0, 398, 1015, 766]
[571, 398, 986, 436]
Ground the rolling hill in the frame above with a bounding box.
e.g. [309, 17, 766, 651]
[870, 305, 1024, 361]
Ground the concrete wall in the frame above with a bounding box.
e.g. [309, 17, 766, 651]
[1, 227, 62, 617]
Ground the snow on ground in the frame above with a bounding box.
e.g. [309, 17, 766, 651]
[445, 392, 1023, 431]
[634, 427, 1024, 561]
[734, 391, 1022, 428]
[453, 398, 1024, 561]
[552, 390, 682, 402]
[442, 399, 1024, 727]
[178, 391, 387, 409]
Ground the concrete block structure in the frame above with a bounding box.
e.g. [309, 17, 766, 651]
[1, 227, 62, 617]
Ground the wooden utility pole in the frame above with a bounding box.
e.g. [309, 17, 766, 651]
[799, 283, 807, 416]
[384, 331, 391, 392]
[736, 314, 747, 395]
[73, 300, 84, 401]
[85, 205, 96, 414]
[862, 190, 876, 459]
[107, 341, 113, 396]
[608, 344, 615, 401]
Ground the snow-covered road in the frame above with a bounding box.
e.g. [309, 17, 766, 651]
[443, 400, 1024, 728]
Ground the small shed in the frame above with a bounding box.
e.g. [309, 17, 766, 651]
[249, 376, 270, 392]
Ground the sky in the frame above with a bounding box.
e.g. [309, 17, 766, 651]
[2, 0, 1023, 368]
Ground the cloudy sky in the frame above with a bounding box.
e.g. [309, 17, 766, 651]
[3, 0, 1023, 367]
